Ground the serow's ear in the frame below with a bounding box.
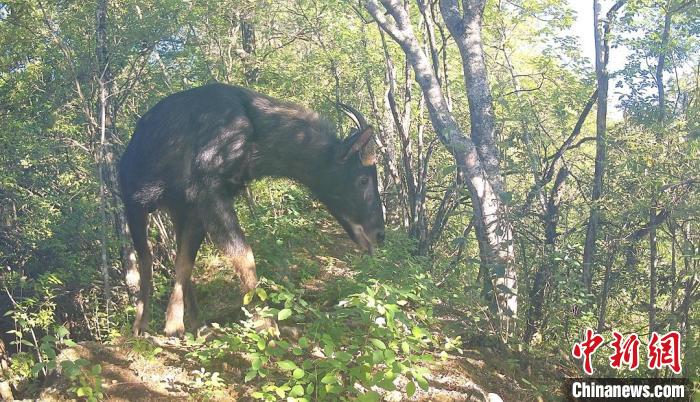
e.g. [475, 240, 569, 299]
[341, 127, 375, 166]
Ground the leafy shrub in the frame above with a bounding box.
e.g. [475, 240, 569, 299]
[3, 273, 103, 401]
[186, 274, 459, 401]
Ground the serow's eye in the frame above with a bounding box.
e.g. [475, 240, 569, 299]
[359, 176, 370, 186]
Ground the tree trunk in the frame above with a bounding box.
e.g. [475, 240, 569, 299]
[679, 222, 698, 354]
[439, 0, 516, 331]
[649, 205, 658, 333]
[656, 2, 672, 123]
[379, 28, 414, 230]
[648, 1, 672, 333]
[582, 0, 625, 290]
[523, 168, 567, 343]
[364, 69, 407, 222]
[366, 0, 516, 336]
[241, 15, 258, 85]
[670, 222, 677, 316]
[442, 1, 502, 189]
[597, 244, 618, 332]
[96, 0, 139, 302]
[96, 0, 112, 321]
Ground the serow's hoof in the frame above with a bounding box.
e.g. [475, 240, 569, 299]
[164, 322, 186, 338]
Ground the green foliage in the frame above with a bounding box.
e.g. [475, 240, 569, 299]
[125, 338, 163, 361]
[185, 267, 455, 400]
[59, 359, 104, 402]
[3, 273, 104, 400]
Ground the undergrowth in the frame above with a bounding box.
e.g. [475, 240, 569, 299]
[185, 272, 461, 401]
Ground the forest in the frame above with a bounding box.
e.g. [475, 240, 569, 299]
[0, 0, 698, 400]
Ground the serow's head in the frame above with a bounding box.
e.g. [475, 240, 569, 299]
[318, 103, 385, 254]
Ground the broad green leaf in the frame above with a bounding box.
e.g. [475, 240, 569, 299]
[244, 370, 257, 382]
[320, 372, 337, 384]
[289, 384, 304, 397]
[278, 308, 293, 321]
[277, 360, 298, 371]
[416, 374, 429, 391]
[406, 381, 416, 397]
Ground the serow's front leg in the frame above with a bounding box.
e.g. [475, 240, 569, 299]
[197, 192, 279, 333]
[164, 218, 204, 337]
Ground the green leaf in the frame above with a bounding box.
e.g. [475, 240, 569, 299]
[243, 291, 254, 305]
[378, 376, 396, 391]
[372, 350, 384, 364]
[369, 338, 386, 350]
[289, 384, 304, 397]
[256, 288, 268, 301]
[31, 363, 44, 377]
[299, 337, 310, 348]
[244, 370, 257, 382]
[335, 351, 353, 362]
[277, 308, 293, 321]
[406, 381, 416, 397]
[55, 325, 70, 338]
[292, 368, 305, 379]
[411, 326, 428, 338]
[384, 349, 396, 365]
[416, 374, 429, 391]
[320, 372, 337, 384]
[277, 360, 298, 371]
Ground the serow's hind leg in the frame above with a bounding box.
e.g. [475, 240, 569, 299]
[124, 203, 152, 336]
[164, 214, 205, 337]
